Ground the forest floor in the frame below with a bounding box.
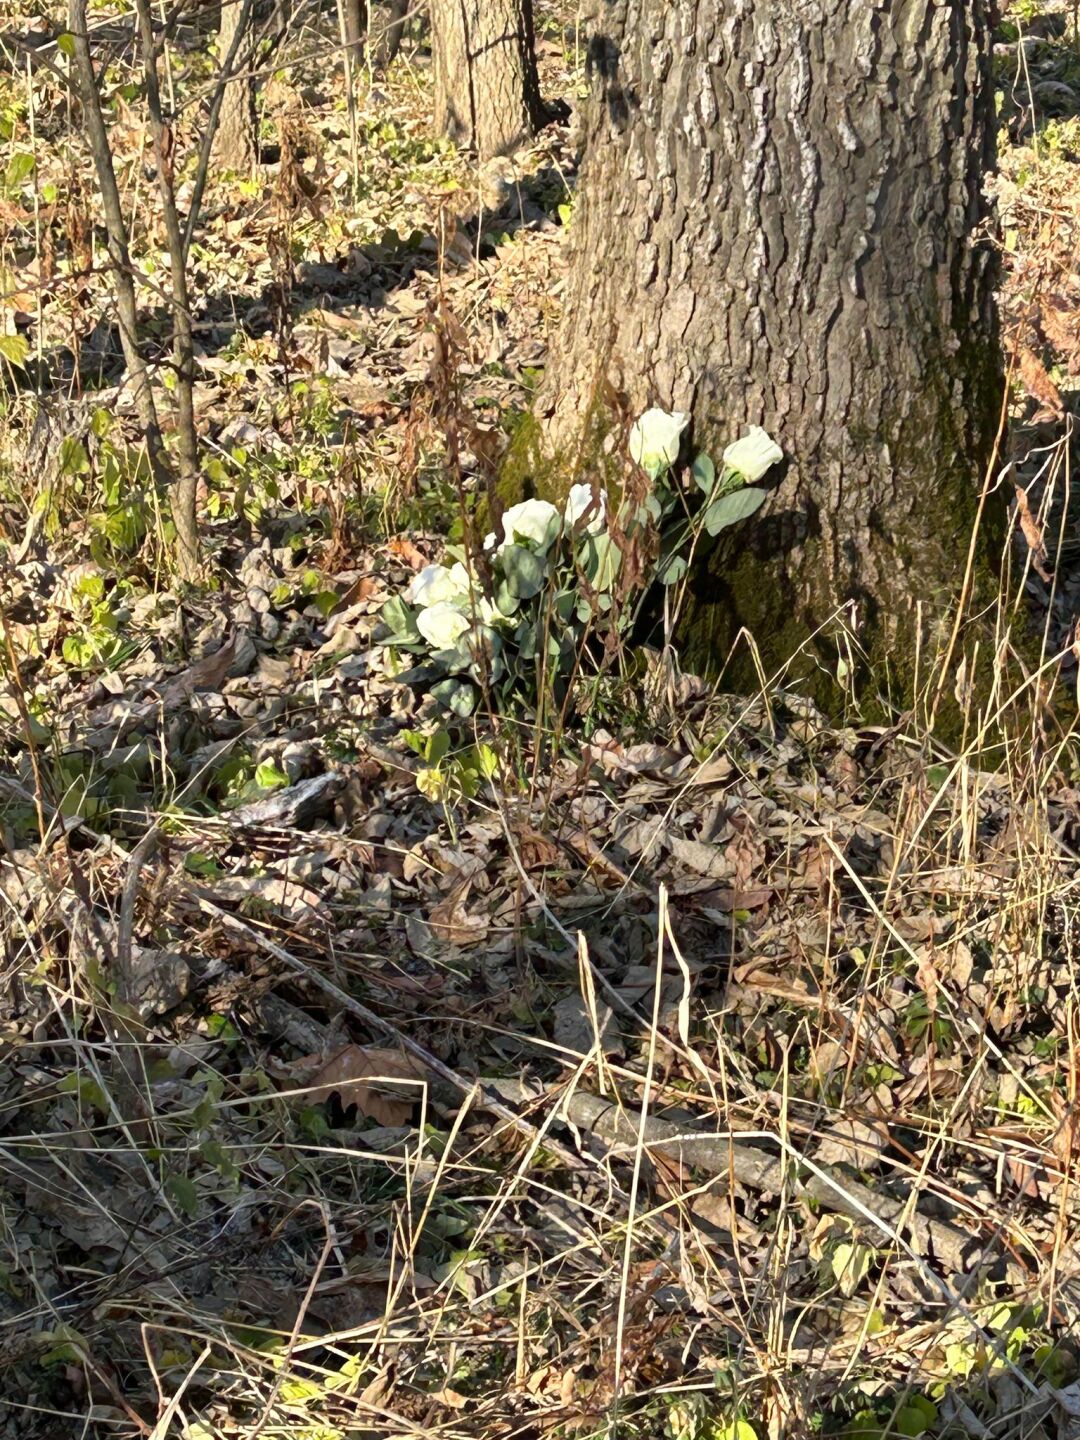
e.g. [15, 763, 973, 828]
[2, 3, 1080, 1439]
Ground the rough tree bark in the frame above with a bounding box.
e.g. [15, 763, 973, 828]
[430, 0, 548, 159]
[213, 0, 257, 172]
[536, 0, 1004, 708]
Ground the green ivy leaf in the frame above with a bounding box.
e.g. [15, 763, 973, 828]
[431, 678, 477, 717]
[59, 436, 89, 476]
[581, 532, 622, 590]
[254, 761, 290, 791]
[184, 850, 220, 877]
[474, 743, 499, 780]
[426, 727, 451, 765]
[831, 1238, 874, 1296]
[5, 152, 35, 190]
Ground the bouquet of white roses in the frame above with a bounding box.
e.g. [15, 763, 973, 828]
[378, 413, 782, 718]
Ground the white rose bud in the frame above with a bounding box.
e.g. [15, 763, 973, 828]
[416, 602, 470, 650]
[565, 483, 606, 532]
[628, 407, 690, 476]
[406, 563, 469, 608]
[500, 498, 562, 554]
[723, 426, 783, 483]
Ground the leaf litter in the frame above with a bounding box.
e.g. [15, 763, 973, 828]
[1, 3, 1080, 1439]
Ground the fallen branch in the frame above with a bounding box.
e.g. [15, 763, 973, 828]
[487, 1080, 1032, 1297]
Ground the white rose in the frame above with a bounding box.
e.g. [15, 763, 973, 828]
[565, 483, 606, 532]
[406, 563, 469, 608]
[628, 407, 689, 475]
[483, 531, 497, 552]
[501, 498, 561, 554]
[723, 426, 783, 482]
[416, 602, 470, 650]
[472, 595, 505, 627]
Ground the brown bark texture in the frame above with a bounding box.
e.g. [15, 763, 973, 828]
[431, 0, 548, 160]
[540, 0, 1003, 701]
[213, 0, 257, 173]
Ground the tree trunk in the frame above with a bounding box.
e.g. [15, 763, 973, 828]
[341, 0, 408, 68]
[213, 0, 256, 173]
[538, 0, 1004, 711]
[431, 0, 548, 159]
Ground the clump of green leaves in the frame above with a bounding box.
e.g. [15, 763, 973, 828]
[402, 726, 498, 838]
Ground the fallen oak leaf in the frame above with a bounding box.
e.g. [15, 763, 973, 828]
[282, 1043, 426, 1125]
[157, 631, 237, 707]
[387, 535, 429, 570]
[1018, 344, 1064, 419]
[428, 877, 489, 947]
[513, 824, 562, 871]
[328, 573, 378, 615]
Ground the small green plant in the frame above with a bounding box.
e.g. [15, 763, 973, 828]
[402, 725, 499, 838]
[60, 572, 133, 671]
[810, 1214, 877, 1297]
[902, 995, 956, 1053]
[209, 751, 289, 809]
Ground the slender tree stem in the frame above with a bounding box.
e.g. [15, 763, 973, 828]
[67, 0, 174, 512]
[133, 0, 200, 576]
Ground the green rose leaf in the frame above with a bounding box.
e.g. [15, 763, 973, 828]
[895, 1398, 938, 1438]
[581, 533, 621, 591]
[656, 552, 688, 586]
[0, 334, 29, 368]
[500, 544, 547, 600]
[703, 486, 766, 536]
[431, 678, 477, 717]
[380, 594, 421, 643]
[692, 452, 716, 494]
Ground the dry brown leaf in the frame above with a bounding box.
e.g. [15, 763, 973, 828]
[430, 1387, 470, 1411]
[1039, 293, 1080, 366]
[1014, 485, 1053, 583]
[731, 960, 817, 1004]
[428, 878, 489, 947]
[387, 535, 428, 570]
[725, 827, 765, 891]
[1018, 344, 1064, 418]
[514, 825, 562, 870]
[158, 633, 237, 707]
[328, 574, 378, 615]
[698, 885, 773, 914]
[203, 871, 329, 926]
[292, 1043, 426, 1125]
